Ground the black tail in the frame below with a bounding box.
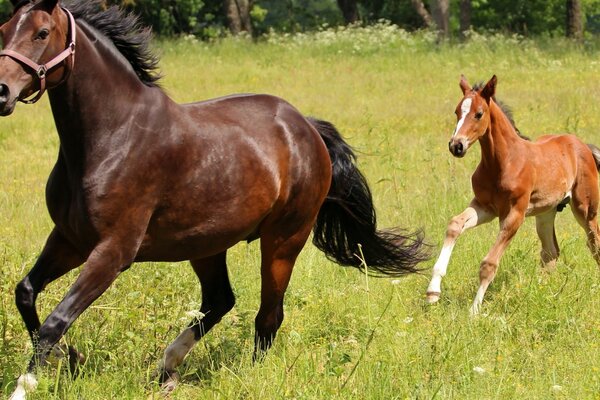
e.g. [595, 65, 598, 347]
[308, 117, 430, 276]
[588, 143, 600, 171]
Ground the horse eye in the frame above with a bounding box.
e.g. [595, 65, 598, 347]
[35, 29, 49, 41]
[474, 111, 483, 120]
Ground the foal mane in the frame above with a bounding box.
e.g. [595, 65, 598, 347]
[63, 0, 161, 87]
[472, 82, 529, 141]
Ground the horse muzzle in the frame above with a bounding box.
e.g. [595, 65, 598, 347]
[0, 83, 17, 116]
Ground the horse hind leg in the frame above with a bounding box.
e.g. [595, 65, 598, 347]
[535, 210, 560, 272]
[159, 252, 235, 391]
[254, 223, 313, 360]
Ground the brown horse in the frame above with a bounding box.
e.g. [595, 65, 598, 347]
[0, 0, 428, 397]
[426, 75, 600, 315]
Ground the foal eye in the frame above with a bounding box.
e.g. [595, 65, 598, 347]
[35, 29, 49, 41]
[474, 111, 483, 120]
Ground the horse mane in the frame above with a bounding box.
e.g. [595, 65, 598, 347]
[472, 82, 529, 141]
[63, 0, 161, 87]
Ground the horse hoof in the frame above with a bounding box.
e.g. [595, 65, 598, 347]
[160, 371, 180, 394]
[426, 291, 441, 304]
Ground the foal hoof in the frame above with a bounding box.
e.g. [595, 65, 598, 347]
[426, 291, 441, 304]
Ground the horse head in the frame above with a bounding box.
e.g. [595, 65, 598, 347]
[0, 0, 74, 115]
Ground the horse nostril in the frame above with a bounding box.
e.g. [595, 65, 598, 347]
[456, 142, 463, 155]
[0, 83, 9, 100]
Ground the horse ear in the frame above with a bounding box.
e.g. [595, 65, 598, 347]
[35, 0, 59, 13]
[459, 75, 471, 95]
[481, 75, 497, 102]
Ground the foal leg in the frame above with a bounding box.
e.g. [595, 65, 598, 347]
[159, 252, 235, 390]
[470, 207, 525, 315]
[254, 226, 312, 360]
[570, 191, 600, 266]
[535, 210, 560, 271]
[426, 200, 494, 303]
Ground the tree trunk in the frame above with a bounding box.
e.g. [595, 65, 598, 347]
[566, 0, 583, 40]
[430, 0, 449, 38]
[224, 0, 253, 35]
[459, 0, 471, 38]
[337, 0, 360, 24]
[410, 0, 435, 29]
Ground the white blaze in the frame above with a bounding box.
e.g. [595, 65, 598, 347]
[452, 98, 473, 138]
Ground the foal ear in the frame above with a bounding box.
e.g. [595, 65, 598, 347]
[459, 74, 471, 94]
[481, 75, 497, 102]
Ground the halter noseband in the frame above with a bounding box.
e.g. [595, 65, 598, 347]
[0, 7, 76, 104]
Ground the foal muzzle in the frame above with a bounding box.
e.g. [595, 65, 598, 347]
[449, 139, 468, 158]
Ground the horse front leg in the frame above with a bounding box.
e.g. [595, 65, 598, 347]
[426, 200, 494, 303]
[10, 230, 143, 400]
[470, 205, 526, 315]
[14, 229, 87, 367]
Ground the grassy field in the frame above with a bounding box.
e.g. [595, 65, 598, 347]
[1, 27, 600, 399]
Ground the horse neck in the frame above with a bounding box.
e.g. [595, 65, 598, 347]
[478, 100, 523, 171]
[47, 22, 164, 172]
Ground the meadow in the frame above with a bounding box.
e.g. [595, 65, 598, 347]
[1, 26, 599, 399]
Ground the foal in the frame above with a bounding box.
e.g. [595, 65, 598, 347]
[426, 75, 600, 314]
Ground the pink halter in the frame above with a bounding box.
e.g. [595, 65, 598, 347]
[0, 7, 76, 104]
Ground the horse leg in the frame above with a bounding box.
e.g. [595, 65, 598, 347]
[570, 186, 600, 266]
[159, 252, 235, 390]
[13, 228, 87, 386]
[426, 200, 494, 303]
[254, 226, 312, 360]
[470, 207, 525, 315]
[535, 210, 560, 272]
[11, 235, 139, 400]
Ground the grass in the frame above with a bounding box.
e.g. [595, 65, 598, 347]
[1, 27, 600, 399]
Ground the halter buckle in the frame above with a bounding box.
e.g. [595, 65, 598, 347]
[37, 65, 47, 79]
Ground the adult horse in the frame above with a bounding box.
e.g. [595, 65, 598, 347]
[0, 0, 427, 397]
[426, 75, 600, 314]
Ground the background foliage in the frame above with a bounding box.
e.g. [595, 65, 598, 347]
[1, 0, 600, 37]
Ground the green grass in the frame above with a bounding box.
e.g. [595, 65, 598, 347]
[1, 28, 600, 399]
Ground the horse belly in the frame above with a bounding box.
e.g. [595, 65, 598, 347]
[136, 204, 271, 261]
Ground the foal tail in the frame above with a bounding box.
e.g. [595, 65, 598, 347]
[308, 117, 429, 276]
[588, 143, 600, 171]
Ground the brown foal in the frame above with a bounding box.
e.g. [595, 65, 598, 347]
[427, 75, 600, 314]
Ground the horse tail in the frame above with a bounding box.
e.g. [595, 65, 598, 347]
[587, 143, 600, 171]
[307, 117, 430, 276]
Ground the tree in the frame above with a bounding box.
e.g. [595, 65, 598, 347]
[409, 0, 434, 29]
[337, 0, 360, 24]
[566, 0, 583, 39]
[224, 0, 253, 34]
[429, 0, 449, 37]
[409, 0, 448, 37]
[459, 0, 471, 37]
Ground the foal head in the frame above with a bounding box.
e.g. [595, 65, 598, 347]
[448, 75, 497, 158]
[0, 0, 71, 115]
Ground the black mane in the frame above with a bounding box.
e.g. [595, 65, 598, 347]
[64, 0, 161, 86]
[472, 82, 529, 140]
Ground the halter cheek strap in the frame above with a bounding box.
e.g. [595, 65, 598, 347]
[0, 7, 76, 104]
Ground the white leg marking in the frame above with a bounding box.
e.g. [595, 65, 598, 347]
[161, 327, 197, 372]
[452, 98, 473, 138]
[9, 373, 38, 400]
[427, 244, 455, 302]
[470, 283, 489, 316]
